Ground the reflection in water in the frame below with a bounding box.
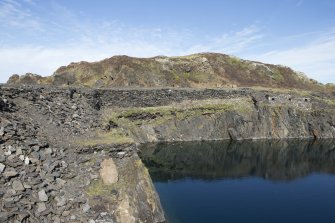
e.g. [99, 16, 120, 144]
[140, 139, 335, 182]
[139, 140, 335, 223]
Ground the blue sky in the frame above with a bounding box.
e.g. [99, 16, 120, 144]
[0, 0, 335, 84]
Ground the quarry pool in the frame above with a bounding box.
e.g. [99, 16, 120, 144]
[139, 139, 335, 223]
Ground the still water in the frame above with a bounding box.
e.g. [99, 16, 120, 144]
[139, 139, 335, 223]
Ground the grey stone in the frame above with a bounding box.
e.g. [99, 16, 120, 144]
[23, 183, 31, 189]
[16, 212, 29, 222]
[55, 196, 66, 207]
[71, 105, 78, 110]
[3, 170, 18, 178]
[38, 189, 48, 202]
[61, 161, 68, 168]
[0, 212, 14, 222]
[12, 180, 25, 191]
[72, 113, 80, 118]
[84, 178, 91, 186]
[7, 154, 16, 161]
[90, 174, 99, 180]
[32, 145, 41, 152]
[4, 189, 16, 197]
[26, 140, 38, 146]
[117, 151, 126, 156]
[7, 145, 13, 150]
[15, 148, 22, 155]
[19, 155, 25, 161]
[44, 148, 53, 155]
[0, 162, 5, 173]
[53, 216, 61, 223]
[24, 157, 30, 165]
[0, 155, 5, 162]
[0, 126, 4, 136]
[62, 210, 70, 217]
[36, 202, 47, 213]
[82, 202, 90, 213]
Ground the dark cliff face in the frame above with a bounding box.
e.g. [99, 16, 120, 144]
[6, 53, 334, 92]
[145, 102, 335, 141]
[99, 89, 335, 143]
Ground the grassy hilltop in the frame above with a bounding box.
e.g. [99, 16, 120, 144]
[7, 53, 335, 92]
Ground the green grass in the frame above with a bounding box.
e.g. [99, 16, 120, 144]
[270, 68, 285, 82]
[78, 129, 134, 146]
[249, 86, 313, 96]
[319, 98, 335, 107]
[86, 179, 116, 196]
[225, 56, 251, 70]
[103, 98, 253, 128]
[81, 98, 255, 145]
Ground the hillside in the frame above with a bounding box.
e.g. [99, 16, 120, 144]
[6, 53, 334, 91]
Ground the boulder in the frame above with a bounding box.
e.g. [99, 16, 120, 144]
[12, 180, 25, 191]
[100, 158, 118, 185]
[0, 162, 5, 173]
[38, 189, 48, 202]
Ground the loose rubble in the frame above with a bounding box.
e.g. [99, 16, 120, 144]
[0, 86, 137, 223]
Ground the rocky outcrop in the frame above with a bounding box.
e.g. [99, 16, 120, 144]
[7, 73, 47, 86]
[103, 92, 335, 143]
[135, 103, 335, 141]
[0, 85, 334, 222]
[7, 53, 335, 92]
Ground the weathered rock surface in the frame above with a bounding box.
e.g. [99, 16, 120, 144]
[0, 85, 334, 223]
[12, 179, 24, 191]
[100, 158, 119, 185]
[38, 189, 48, 202]
[101, 92, 335, 143]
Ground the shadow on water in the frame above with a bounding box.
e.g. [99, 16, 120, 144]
[139, 139, 335, 223]
[139, 139, 335, 182]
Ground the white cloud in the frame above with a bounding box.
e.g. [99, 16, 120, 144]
[0, 46, 107, 82]
[1, 22, 334, 84]
[22, 0, 36, 5]
[0, 0, 42, 31]
[248, 31, 335, 84]
[0, 1, 334, 85]
[0, 39, 188, 83]
[0, 23, 265, 83]
[0, 1, 268, 83]
[186, 25, 264, 55]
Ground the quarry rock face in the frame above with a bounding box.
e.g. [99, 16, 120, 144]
[0, 84, 334, 223]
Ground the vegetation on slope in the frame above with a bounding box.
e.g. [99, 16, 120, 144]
[93, 98, 253, 143]
[6, 53, 335, 92]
